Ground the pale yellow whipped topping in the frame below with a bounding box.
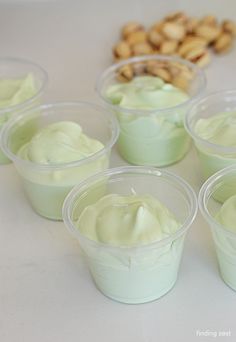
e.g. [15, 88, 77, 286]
[17, 121, 104, 164]
[76, 194, 180, 246]
[195, 111, 236, 147]
[216, 194, 236, 232]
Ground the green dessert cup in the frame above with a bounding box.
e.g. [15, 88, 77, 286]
[0, 57, 48, 164]
[63, 166, 197, 304]
[96, 55, 206, 167]
[199, 166, 236, 290]
[1, 102, 119, 220]
[185, 89, 236, 184]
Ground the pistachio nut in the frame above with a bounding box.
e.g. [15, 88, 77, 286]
[126, 30, 147, 46]
[201, 15, 217, 26]
[222, 20, 236, 37]
[178, 36, 208, 57]
[185, 47, 211, 67]
[172, 74, 189, 91]
[160, 40, 178, 54]
[214, 33, 233, 53]
[194, 24, 221, 42]
[147, 29, 163, 47]
[148, 66, 171, 82]
[121, 22, 144, 39]
[113, 41, 132, 59]
[162, 22, 186, 41]
[132, 42, 153, 55]
[117, 64, 134, 82]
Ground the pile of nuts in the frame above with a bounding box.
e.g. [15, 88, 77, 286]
[113, 12, 236, 68]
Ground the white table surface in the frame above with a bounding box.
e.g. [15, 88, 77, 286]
[0, 1, 236, 341]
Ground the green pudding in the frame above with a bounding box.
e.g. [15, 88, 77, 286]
[0, 73, 37, 164]
[194, 111, 236, 201]
[216, 195, 236, 231]
[17, 121, 108, 220]
[106, 76, 190, 166]
[17, 121, 104, 163]
[195, 111, 236, 178]
[76, 193, 184, 303]
[214, 195, 236, 290]
[77, 193, 180, 245]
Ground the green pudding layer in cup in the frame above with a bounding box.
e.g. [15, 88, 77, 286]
[96, 55, 206, 167]
[0, 102, 119, 220]
[199, 166, 236, 291]
[0, 57, 48, 164]
[63, 166, 197, 304]
[185, 90, 236, 193]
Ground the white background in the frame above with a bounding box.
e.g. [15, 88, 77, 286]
[0, 1, 236, 341]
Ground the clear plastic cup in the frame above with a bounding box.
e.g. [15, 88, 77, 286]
[185, 90, 236, 181]
[199, 166, 236, 290]
[0, 57, 48, 164]
[1, 102, 119, 220]
[63, 166, 197, 304]
[96, 55, 206, 167]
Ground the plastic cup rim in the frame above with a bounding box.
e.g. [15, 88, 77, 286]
[0, 56, 48, 115]
[95, 54, 206, 116]
[62, 165, 198, 252]
[185, 88, 236, 155]
[198, 165, 236, 239]
[0, 101, 120, 171]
